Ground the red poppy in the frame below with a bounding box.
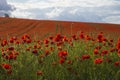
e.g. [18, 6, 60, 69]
[80, 31, 84, 39]
[32, 49, 38, 55]
[94, 58, 103, 64]
[2, 63, 11, 69]
[44, 39, 49, 44]
[116, 38, 120, 50]
[58, 51, 68, 58]
[9, 38, 14, 43]
[102, 50, 108, 55]
[82, 54, 90, 60]
[59, 58, 65, 64]
[118, 49, 120, 56]
[1, 40, 8, 47]
[67, 60, 72, 64]
[8, 47, 14, 51]
[26, 47, 30, 51]
[110, 48, 116, 52]
[114, 61, 119, 66]
[110, 39, 113, 43]
[45, 50, 50, 56]
[7, 70, 12, 74]
[37, 70, 43, 75]
[95, 46, 101, 50]
[94, 49, 99, 55]
[54, 34, 63, 42]
[26, 39, 32, 43]
[97, 32, 103, 42]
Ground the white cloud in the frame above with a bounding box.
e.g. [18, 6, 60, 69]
[11, 9, 36, 19]
[46, 8, 63, 18]
[6, 0, 120, 24]
[103, 16, 120, 24]
[69, 9, 78, 15]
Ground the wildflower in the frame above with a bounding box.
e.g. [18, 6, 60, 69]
[80, 31, 84, 39]
[116, 38, 120, 50]
[110, 48, 116, 52]
[2, 63, 11, 69]
[95, 46, 101, 50]
[26, 39, 32, 43]
[58, 51, 68, 58]
[94, 58, 103, 64]
[97, 32, 103, 42]
[32, 49, 38, 55]
[54, 34, 63, 42]
[94, 49, 99, 55]
[1, 40, 7, 47]
[26, 47, 30, 51]
[85, 35, 91, 40]
[8, 47, 14, 51]
[110, 39, 113, 43]
[37, 70, 43, 76]
[102, 50, 108, 55]
[7, 70, 12, 74]
[9, 38, 14, 43]
[44, 39, 49, 44]
[114, 61, 119, 66]
[82, 54, 90, 60]
[45, 50, 50, 56]
[118, 49, 120, 56]
[49, 36, 53, 40]
[59, 58, 65, 64]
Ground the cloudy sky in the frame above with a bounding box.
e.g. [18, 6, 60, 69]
[0, 0, 120, 24]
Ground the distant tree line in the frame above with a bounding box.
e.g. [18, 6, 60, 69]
[4, 13, 10, 17]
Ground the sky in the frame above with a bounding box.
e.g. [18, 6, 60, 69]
[0, 0, 120, 24]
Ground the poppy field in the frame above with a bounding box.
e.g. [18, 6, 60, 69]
[0, 17, 120, 80]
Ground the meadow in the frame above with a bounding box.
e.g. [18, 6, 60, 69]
[0, 17, 120, 80]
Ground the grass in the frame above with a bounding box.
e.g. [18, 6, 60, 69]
[0, 30, 120, 80]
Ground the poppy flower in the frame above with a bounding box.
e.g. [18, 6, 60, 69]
[32, 49, 38, 55]
[97, 32, 103, 42]
[82, 54, 90, 60]
[1, 40, 7, 47]
[37, 70, 43, 75]
[45, 50, 50, 56]
[9, 38, 14, 43]
[102, 50, 108, 55]
[118, 49, 120, 56]
[59, 58, 65, 64]
[7, 70, 12, 74]
[54, 34, 63, 42]
[116, 38, 120, 50]
[58, 51, 68, 58]
[80, 31, 84, 39]
[94, 49, 99, 55]
[94, 58, 103, 64]
[114, 61, 119, 66]
[26, 39, 32, 43]
[110, 48, 116, 52]
[8, 47, 14, 51]
[44, 39, 49, 44]
[2, 63, 11, 69]
[67, 60, 72, 64]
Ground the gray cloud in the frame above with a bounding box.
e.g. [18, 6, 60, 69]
[0, 0, 15, 16]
